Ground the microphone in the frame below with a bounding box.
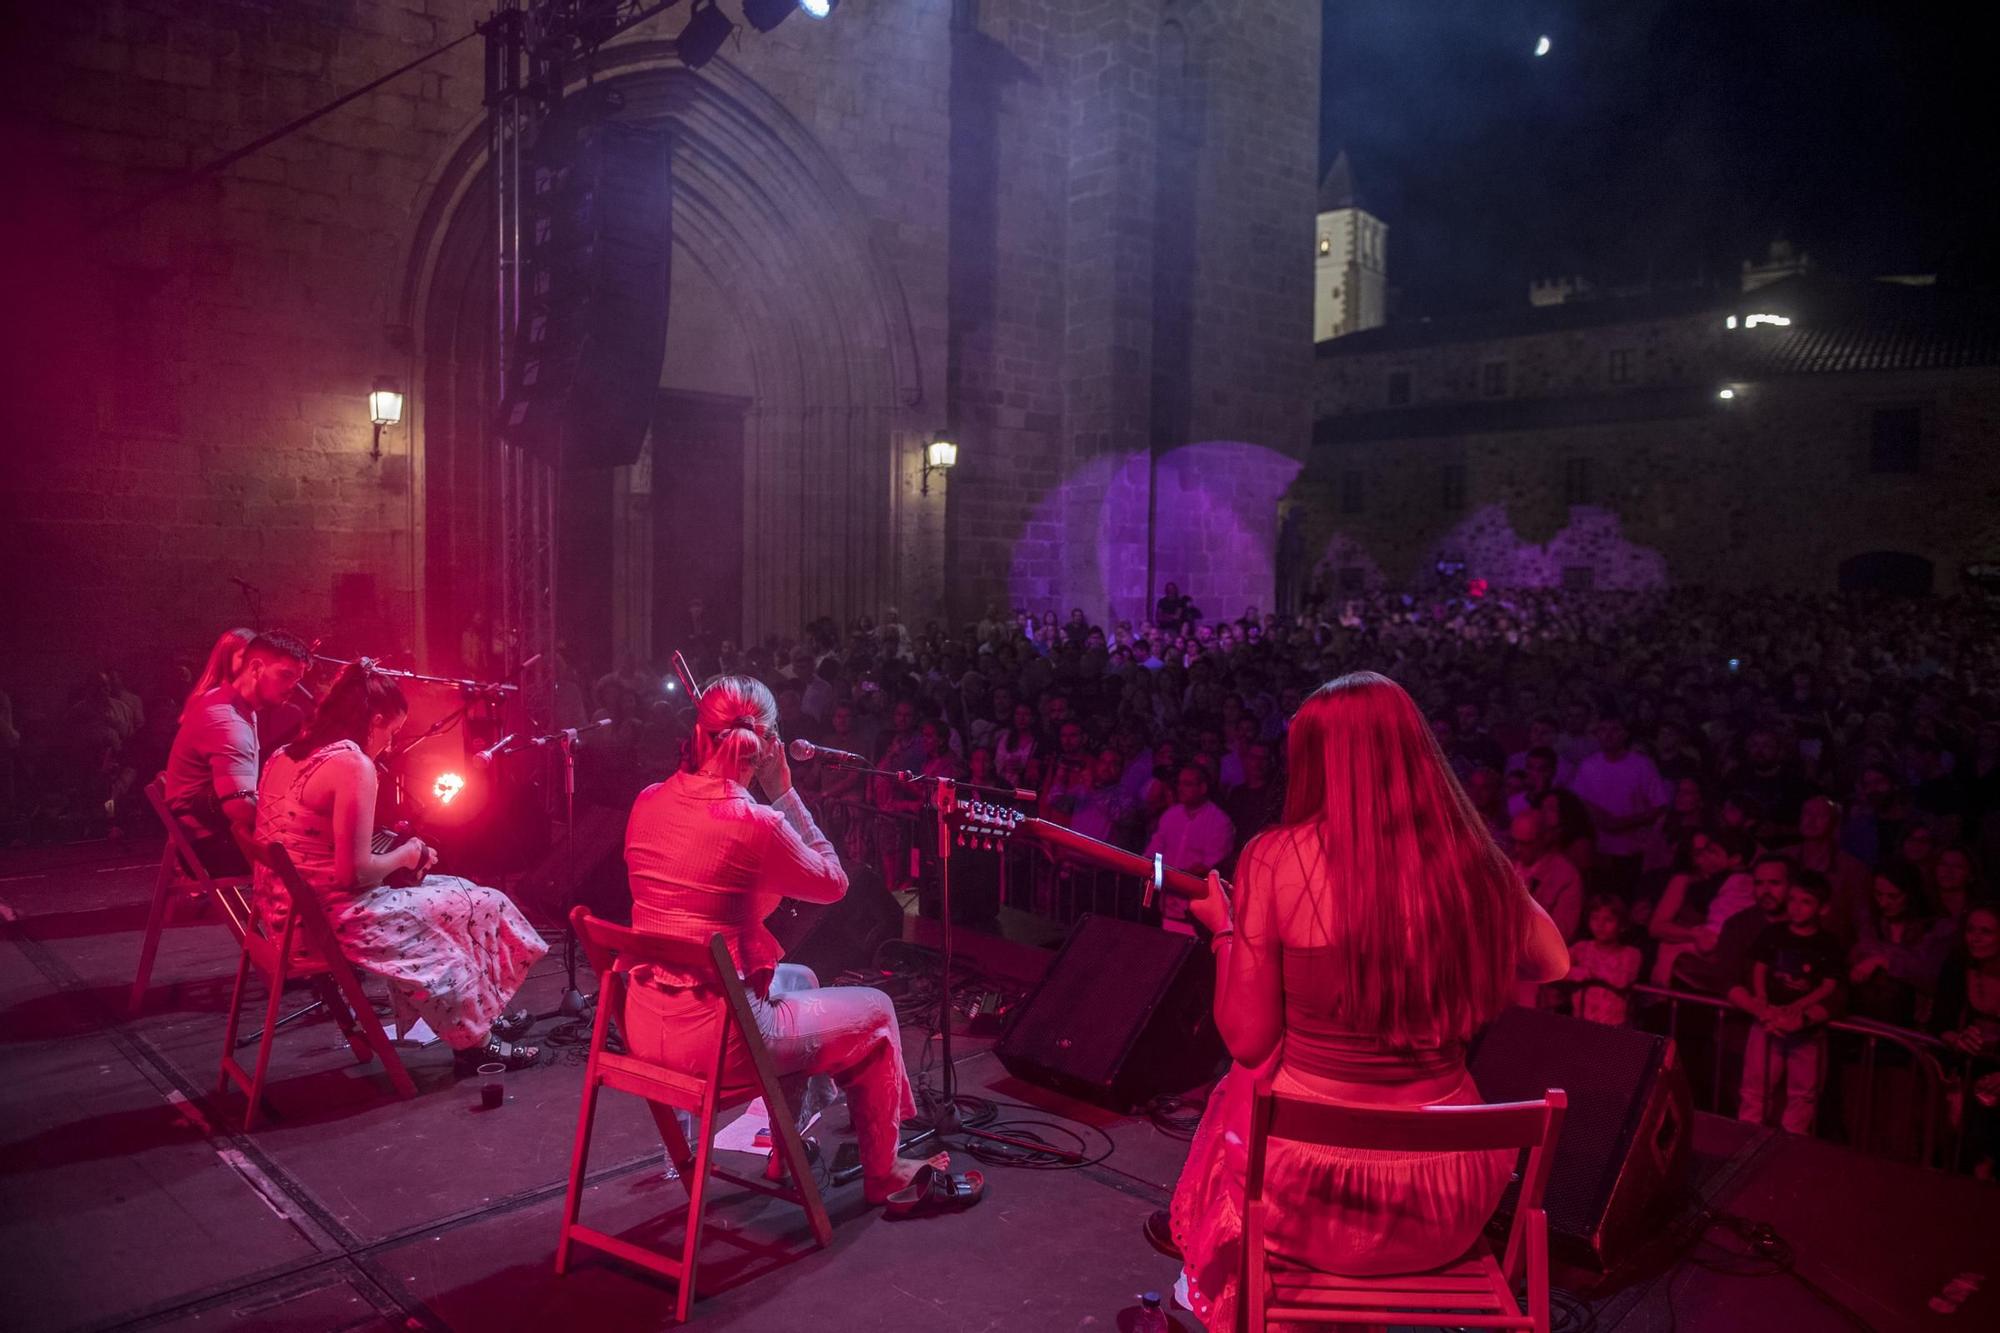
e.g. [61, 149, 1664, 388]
[788, 738, 868, 767]
[474, 733, 517, 765]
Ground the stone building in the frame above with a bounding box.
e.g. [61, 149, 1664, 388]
[1291, 272, 2000, 599]
[1, 0, 1319, 711]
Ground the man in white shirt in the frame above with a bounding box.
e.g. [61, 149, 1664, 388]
[1146, 765, 1234, 936]
[1509, 808, 1582, 941]
[1566, 713, 1669, 895]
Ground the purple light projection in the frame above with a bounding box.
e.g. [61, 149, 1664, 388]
[1422, 504, 1668, 589]
[1010, 442, 1303, 622]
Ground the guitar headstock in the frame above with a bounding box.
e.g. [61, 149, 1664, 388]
[950, 801, 1026, 851]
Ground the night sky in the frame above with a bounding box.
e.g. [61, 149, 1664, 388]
[1321, 0, 1990, 318]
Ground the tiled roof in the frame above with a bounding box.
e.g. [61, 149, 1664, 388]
[1730, 314, 2000, 376]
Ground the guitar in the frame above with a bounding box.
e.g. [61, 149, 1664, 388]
[946, 800, 1220, 905]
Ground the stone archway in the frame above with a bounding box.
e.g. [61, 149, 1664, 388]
[399, 44, 924, 663]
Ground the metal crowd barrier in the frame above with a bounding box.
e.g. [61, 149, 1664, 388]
[1629, 983, 1957, 1169]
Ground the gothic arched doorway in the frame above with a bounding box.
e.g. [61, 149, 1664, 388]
[399, 45, 924, 671]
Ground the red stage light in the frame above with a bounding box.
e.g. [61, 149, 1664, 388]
[433, 772, 465, 805]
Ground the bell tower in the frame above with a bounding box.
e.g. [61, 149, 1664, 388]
[1314, 149, 1387, 341]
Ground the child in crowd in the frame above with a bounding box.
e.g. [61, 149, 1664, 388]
[1567, 894, 1642, 1025]
[1732, 874, 1843, 1134]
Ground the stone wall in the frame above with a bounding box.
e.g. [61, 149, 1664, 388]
[0, 0, 1321, 717]
[1292, 365, 2000, 594]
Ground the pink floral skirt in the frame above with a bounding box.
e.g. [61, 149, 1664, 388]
[1169, 1060, 1513, 1330]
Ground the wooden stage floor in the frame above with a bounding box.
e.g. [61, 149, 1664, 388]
[1, 838, 1992, 1331]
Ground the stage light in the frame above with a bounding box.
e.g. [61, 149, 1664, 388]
[1726, 315, 1739, 329]
[1534, 35, 1551, 57]
[744, 0, 835, 32]
[434, 772, 465, 805]
[369, 377, 403, 461]
[1718, 387, 1736, 401]
[664, 678, 678, 693]
[678, 0, 733, 69]
[921, 433, 957, 495]
[1744, 312, 1792, 328]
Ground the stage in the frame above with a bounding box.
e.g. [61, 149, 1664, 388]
[1, 839, 1992, 1332]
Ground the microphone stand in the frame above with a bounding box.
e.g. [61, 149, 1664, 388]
[830, 761, 1081, 1163]
[491, 721, 609, 1018]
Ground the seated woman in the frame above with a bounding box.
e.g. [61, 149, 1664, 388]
[253, 664, 548, 1070]
[621, 675, 980, 1215]
[1154, 672, 1568, 1327]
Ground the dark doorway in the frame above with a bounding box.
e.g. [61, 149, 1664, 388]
[1838, 551, 1934, 596]
[653, 389, 750, 669]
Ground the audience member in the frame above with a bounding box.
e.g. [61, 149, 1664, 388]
[1567, 895, 1642, 1025]
[1733, 873, 1843, 1134]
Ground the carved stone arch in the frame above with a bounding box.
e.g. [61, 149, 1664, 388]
[397, 45, 927, 655]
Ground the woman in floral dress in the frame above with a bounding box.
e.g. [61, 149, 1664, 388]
[253, 663, 548, 1070]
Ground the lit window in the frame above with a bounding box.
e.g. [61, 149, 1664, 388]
[1318, 235, 1332, 256]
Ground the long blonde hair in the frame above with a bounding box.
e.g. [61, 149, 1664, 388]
[685, 674, 778, 778]
[1275, 671, 1526, 1046]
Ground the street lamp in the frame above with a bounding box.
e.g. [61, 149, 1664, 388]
[921, 434, 957, 495]
[369, 377, 404, 461]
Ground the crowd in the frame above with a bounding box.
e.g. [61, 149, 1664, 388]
[9, 585, 1997, 1172]
[608, 586, 2000, 1174]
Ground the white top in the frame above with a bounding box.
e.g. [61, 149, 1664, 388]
[1566, 750, 1670, 857]
[1147, 800, 1235, 931]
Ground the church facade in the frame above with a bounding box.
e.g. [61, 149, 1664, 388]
[2, 1, 1319, 703]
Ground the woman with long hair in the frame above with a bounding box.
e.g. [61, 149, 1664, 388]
[253, 664, 548, 1069]
[621, 675, 981, 1215]
[183, 628, 256, 721]
[1155, 672, 1567, 1326]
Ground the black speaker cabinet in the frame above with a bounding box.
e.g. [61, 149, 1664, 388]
[1470, 1006, 1693, 1270]
[996, 915, 1222, 1111]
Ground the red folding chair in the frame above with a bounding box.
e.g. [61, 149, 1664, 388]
[556, 906, 831, 1322]
[216, 842, 417, 1129]
[131, 776, 253, 1016]
[1241, 1087, 1567, 1332]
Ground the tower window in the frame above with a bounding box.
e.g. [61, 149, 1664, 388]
[1481, 360, 1510, 398]
[1608, 348, 1634, 384]
[1386, 369, 1412, 406]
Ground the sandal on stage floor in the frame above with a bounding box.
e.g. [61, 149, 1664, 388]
[881, 1164, 986, 1220]
[454, 1036, 541, 1074]
[490, 1008, 535, 1042]
[1143, 1208, 1182, 1260]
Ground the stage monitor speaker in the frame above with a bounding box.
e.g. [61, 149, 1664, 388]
[1470, 1006, 1693, 1270]
[773, 865, 904, 981]
[996, 914, 1221, 1111]
[499, 109, 672, 472]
